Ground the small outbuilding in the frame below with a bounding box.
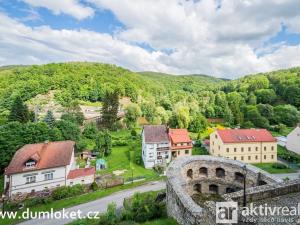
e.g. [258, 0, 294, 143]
[96, 159, 107, 171]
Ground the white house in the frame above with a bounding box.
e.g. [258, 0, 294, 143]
[4, 141, 95, 198]
[142, 125, 171, 168]
[286, 125, 300, 154]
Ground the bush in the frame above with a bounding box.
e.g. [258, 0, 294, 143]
[52, 184, 85, 200]
[25, 197, 53, 207]
[121, 192, 166, 223]
[112, 140, 128, 146]
[5, 201, 19, 211]
[131, 129, 137, 137]
[272, 163, 287, 169]
[90, 181, 98, 191]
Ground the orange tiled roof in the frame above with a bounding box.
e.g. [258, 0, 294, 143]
[5, 141, 75, 175]
[169, 129, 191, 144]
[67, 167, 95, 179]
[216, 129, 276, 143]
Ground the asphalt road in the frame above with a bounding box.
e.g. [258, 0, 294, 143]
[17, 180, 166, 225]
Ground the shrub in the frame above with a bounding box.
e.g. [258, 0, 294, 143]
[121, 192, 166, 223]
[272, 163, 287, 169]
[91, 181, 98, 191]
[52, 184, 84, 200]
[5, 201, 19, 211]
[131, 129, 137, 137]
[112, 140, 127, 146]
[25, 197, 53, 207]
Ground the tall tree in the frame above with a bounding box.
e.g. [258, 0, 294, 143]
[44, 110, 55, 127]
[8, 96, 30, 123]
[99, 91, 120, 130]
[94, 130, 112, 157]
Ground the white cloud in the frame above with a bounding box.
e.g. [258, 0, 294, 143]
[22, 0, 94, 20]
[1, 0, 300, 78]
[0, 13, 171, 72]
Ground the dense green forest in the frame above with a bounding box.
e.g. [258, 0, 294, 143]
[1, 62, 300, 171]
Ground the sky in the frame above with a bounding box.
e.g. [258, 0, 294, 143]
[0, 0, 300, 78]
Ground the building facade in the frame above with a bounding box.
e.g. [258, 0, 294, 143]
[286, 125, 300, 154]
[142, 125, 171, 168]
[142, 125, 192, 168]
[169, 129, 192, 159]
[209, 129, 277, 163]
[4, 141, 95, 198]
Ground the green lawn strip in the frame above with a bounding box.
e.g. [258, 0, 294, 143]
[253, 163, 296, 174]
[97, 145, 158, 180]
[0, 177, 164, 225]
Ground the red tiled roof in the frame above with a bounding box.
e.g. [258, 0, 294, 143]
[169, 129, 191, 143]
[216, 129, 276, 143]
[67, 167, 95, 179]
[143, 125, 169, 143]
[5, 141, 75, 175]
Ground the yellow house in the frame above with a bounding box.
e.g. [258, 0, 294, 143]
[209, 129, 277, 163]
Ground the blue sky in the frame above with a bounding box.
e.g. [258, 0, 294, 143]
[0, 0, 300, 78]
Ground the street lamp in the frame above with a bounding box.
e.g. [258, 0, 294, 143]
[242, 165, 247, 207]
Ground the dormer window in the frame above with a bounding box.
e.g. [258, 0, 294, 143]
[25, 159, 36, 168]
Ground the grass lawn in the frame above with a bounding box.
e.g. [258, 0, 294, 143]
[253, 163, 296, 174]
[0, 177, 164, 225]
[99, 145, 158, 180]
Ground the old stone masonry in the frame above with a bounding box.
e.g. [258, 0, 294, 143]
[166, 155, 300, 225]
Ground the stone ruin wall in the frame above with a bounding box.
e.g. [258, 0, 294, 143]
[166, 155, 283, 225]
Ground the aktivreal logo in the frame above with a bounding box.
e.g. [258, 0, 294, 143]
[216, 202, 238, 224]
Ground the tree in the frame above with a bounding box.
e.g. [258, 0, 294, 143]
[274, 105, 300, 127]
[141, 101, 156, 123]
[125, 103, 142, 128]
[83, 123, 98, 139]
[94, 130, 112, 157]
[189, 114, 208, 133]
[255, 89, 277, 104]
[44, 110, 55, 127]
[55, 120, 80, 141]
[257, 104, 274, 120]
[283, 85, 300, 107]
[227, 92, 245, 125]
[99, 91, 120, 130]
[248, 76, 269, 91]
[244, 105, 269, 128]
[8, 96, 30, 123]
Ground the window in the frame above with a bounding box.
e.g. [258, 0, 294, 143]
[235, 172, 244, 183]
[26, 176, 36, 184]
[215, 134, 218, 139]
[25, 160, 36, 168]
[248, 147, 251, 152]
[226, 148, 229, 153]
[149, 153, 154, 158]
[264, 155, 266, 160]
[216, 168, 225, 178]
[241, 147, 244, 152]
[256, 147, 258, 151]
[44, 173, 53, 181]
[212, 141, 214, 145]
[178, 151, 180, 155]
[234, 148, 237, 152]
[255, 155, 258, 160]
[193, 184, 201, 193]
[264, 146, 267, 151]
[234, 157, 237, 160]
[81, 180, 85, 183]
[199, 167, 208, 176]
[248, 156, 251, 160]
[185, 150, 189, 154]
[271, 146, 274, 151]
[241, 156, 244, 160]
[187, 169, 193, 178]
[70, 182, 73, 186]
[209, 184, 219, 194]
[271, 155, 274, 159]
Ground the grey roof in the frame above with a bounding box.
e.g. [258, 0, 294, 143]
[143, 125, 169, 143]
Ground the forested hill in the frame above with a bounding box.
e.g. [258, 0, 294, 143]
[0, 62, 300, 131]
